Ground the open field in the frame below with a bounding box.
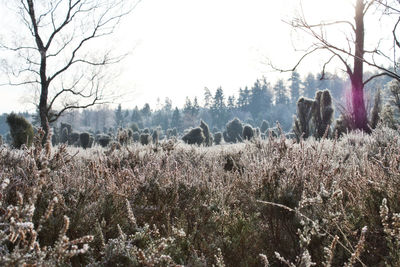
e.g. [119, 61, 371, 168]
[0, 127, 400, 266]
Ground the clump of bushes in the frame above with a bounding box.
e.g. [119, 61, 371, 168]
[381, 104, 397, 129]
[132, 131, 140, 142]
[117, 128, 131, 146]
[6, 113, 34, 148]
[333, 115, 350, 137]
[152, 130, 159, 144]
[129, 122, 140, 133]
[260, 120, 269, 134]
[97, 134, 111, 147]
[60, 123, 72, 144]
[140, 133, 151, 145]
[313, 90, 334, 137]
[200, 120, 212, 146]
[223, 117, 243, 143]
[182, 127, 205, 145]
[171, 128, 178, 137]
[214, 132, 222, 145]
[370, 89, 381, 130]
[293, 90, 334, 140]
[68, 131, 80, 146]
[242, 125, 254, 140]
[79, 132, 91, 149]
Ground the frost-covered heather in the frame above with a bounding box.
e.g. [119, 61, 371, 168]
[0, 127, 399, 266]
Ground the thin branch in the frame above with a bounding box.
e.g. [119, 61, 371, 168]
[393, 16, 400, 49]
[302, 20, 356, 33]
[363, 0, 375, 15]
[45, 0, 85, 50]
[0, 44, 37, 51]
[320, 54, 336, 80]
[363, 72, 390, 85]
[0, 80, 39, 86]
[270, 46, 323, 72]
[49, 97, 102, 122]
[374, 0, 400, 14]
[47, 74, 84, 110]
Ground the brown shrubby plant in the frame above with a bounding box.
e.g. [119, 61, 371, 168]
[6, 113, 34, 149]
[0, 129, 94, 266]
[0, 125, 399, 265]
[293, 90, 334, 141]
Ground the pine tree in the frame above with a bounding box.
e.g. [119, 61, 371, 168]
[303, 73, 317, 99]
[171, 107, 182, 130]
[141, 103, 151, 118]
[163, 98, 172, 112]
[211, 87, 227, 129]
[204, 87, 212, 109]
[249, 78, 273, 122]
[193, 97, 200, 116]
[289, 71, 301, 104]
[183, 97, 193, 116]
[227, 96, 236, 110]
[274, 79, 289, 105]
[115, 104, 124, 128]
[131, 106, 143, 128]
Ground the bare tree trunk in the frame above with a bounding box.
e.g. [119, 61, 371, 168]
[351, 0, 370, 132]
[27, 0, 50, 143]
[39, 82, 49, 144]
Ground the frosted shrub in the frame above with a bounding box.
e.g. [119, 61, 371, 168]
[224, 117, 243, 143]
[6, 113, 34, 149]
[242, 125, 254, 140]
[182, 127, 205, 145]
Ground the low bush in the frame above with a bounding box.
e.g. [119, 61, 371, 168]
[214, 132, 222, 145]
[242, 125, 254, 140]
[6, 113, 34, 148]
[182, 127, 205, 145]
[140, 133, 151, 145]
[80, 132, 91, 149]
[97, 134, 111, 147]
[224, 118, 243, 143]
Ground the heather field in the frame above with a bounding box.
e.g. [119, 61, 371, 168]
[1, 127, 400, 266]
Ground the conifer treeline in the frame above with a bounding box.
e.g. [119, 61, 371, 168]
[70, 71, 350, 133]
[0, 71, 391, 136]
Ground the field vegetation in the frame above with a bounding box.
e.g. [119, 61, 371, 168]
[0, 125, 399, 266]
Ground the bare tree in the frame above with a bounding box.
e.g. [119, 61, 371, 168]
[0, 0, 140, 143]
[276, 0, 400, 132]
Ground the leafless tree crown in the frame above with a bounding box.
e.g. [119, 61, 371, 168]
[0, 0, 140, 123]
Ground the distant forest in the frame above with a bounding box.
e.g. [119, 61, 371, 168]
[0, 71, 392, 138]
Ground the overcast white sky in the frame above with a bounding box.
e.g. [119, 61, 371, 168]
[0, 0, 393, 113]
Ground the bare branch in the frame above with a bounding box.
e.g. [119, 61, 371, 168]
[300, 20, 356, 33]
[0, 44, 37, 51]
[47, 73, 85, 111]
[364, 0, 375, 15]
[0, 80, 39, 86]
[270, 46, 323, 72]
[393, 16, 400, 48]
[363, 72, 390, 85]
[320, 54, 336, 80]
[374, 0, 400, 13]
[45, 0, 86, 50]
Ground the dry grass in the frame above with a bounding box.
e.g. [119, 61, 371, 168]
[0, 127, 399, 266]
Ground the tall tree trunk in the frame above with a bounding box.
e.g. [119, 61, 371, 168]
[38, 48, 49, 144]
[27, 0, 50, 144]
[39, 83, 49, 144]
[352, 0, 370, 132]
